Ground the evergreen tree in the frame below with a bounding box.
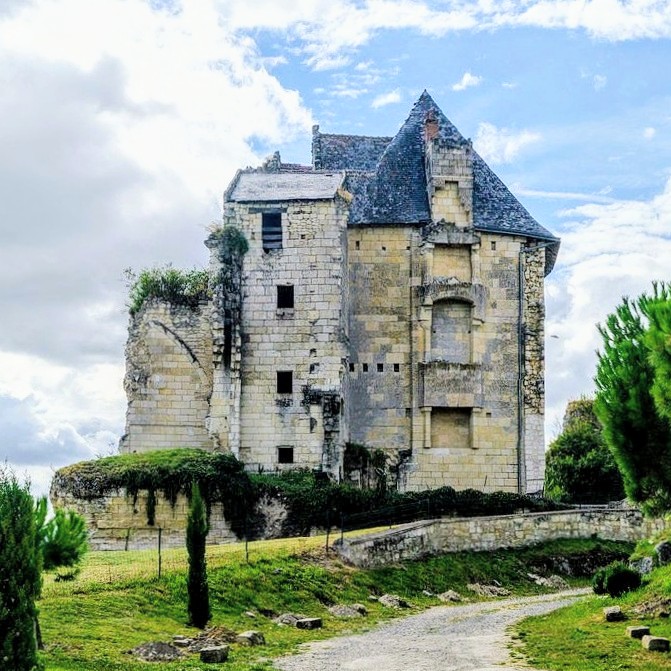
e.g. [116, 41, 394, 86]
[544, 399, 624, 503]
[0, 469, 43, 671]
[34, 497, 88, 572]
[595, 289, 671, 514]
[186, 482, 210, 628]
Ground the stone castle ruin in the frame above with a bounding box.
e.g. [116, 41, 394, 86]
[120, 91, 559, 494]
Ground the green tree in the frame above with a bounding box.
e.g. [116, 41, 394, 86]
[595, 287, 671, 515]
[0, 469, 43, 671]
[186, 482, 210, 628]
[544, 399, 624, 503]
[34, 497, 88, 572]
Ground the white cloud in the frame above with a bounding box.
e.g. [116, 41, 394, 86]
[545, 177, 671, 439]
[371, 89, 401, 108]
[593, 74, 607, 90]
[474, 122, 542, 164]
[0, 0, 314, 491]
[220, 1, 671, 71]
[644, 126, 656, 139]
[452, 71, 482, 91]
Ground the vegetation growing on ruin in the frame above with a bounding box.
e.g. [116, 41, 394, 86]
[52, 449, 254, 534]
[125, 266, 211, 316]
[54, 450, 564, 539]
[38, 537, 632, 671]
[208, 225, 249, 257]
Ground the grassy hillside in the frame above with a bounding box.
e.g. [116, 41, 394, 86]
[39, 536, 630, 671]
[517, 560, 671, 671]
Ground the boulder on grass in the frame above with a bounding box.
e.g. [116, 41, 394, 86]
[235, 631, 265, 646]
[296, 618, 322, 630]
[642, 635, 670, 652]
[200, 645, 230, 663]
[626, 626, 650, 639]
[603, 606, 625, 622]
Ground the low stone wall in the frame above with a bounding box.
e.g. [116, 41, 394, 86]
[51, 488, 239, 551]
[334, 508, 668, 568]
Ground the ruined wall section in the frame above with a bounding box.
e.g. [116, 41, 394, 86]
[347, 226, 416, 460]
[223, 197, 349, 475]
[522, 245, 547, 492]
[120, 300, 213, 453]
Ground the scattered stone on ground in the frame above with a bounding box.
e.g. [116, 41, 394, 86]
[642, 635, 670, 652]
[275, 613, 306, 626]
[187, 626, 239, 652]
[526, 573, 570, 590]
[630, 557, 654, 575]
[467, 583, 510, 598]
[172, 635, 192, 648]
[129, 642, 184, 662]
[632, 597, 671, 619]
[655, 541, 671, 566]
[378, 594, 410, 609]
[244, 611, 257, 618]
[296, 618, 323, 630]
[627, 626, 650, 639]
[200, 645, 230, 663]
[604, 606, 625, 622]
[422, 590, 434, 597]
[236, 630, 265, 646]
[437, 590, 462, 603]
[328, 604, 367, 618]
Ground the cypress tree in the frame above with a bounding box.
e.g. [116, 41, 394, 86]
[186, 482, 210, 628]
[0, 469, 43, 671]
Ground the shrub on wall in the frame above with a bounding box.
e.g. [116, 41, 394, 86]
[125, 266, 211, 316]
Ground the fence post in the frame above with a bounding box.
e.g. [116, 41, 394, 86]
[245, 515, 249, 564]
[157, 527, 162, 579]
[325, 509, 330, 552]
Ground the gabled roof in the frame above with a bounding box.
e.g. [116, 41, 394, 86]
[313, 129, 391, 171]
[227, 171, 345, 203]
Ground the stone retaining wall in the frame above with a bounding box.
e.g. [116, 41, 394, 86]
[51, 487, 290, 551]
[334, 508, 668, 568]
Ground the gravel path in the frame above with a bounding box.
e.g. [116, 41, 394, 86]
[273, 590, 588, 671]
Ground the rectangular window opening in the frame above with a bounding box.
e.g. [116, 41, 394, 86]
[491, 241, 496, 251]
[262, 212, 283, 252]
[393, 363, 400, 373]
[377, 363, 384, 372]
[278, 446, 294, 464]
[276, 370, 293, 394]
[362, 363, 369, 373]
[277, 285, 294, 309]
[349, 363, 355, 372]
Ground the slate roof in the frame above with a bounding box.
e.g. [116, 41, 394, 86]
[227, 171, 345, 203]
[313, 130, 392, 171]
[314, 90, 559, 272]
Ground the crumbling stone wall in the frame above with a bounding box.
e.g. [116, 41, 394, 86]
[523, 245, 547, 492]
[120, 300, 213, 453]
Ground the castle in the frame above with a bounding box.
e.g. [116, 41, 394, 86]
[120, 91, 559, 494]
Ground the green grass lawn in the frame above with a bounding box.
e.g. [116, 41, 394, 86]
[517, 561, 671, 671]
[39, 536, 631, 671]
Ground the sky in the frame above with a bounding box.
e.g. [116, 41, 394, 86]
[1, 0, 671, 496]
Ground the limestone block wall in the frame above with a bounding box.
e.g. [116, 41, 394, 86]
[336, 508, 669, 568]
[51, 487, 239, 551]
[407, 231, 525, 493]
[120, 300, 214, 453]
[347, 225, 415, 454]
[522, 246, 547, 492]
[223, 198, 350, 475]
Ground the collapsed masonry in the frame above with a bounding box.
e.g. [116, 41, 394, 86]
[120, 91, 560, 494]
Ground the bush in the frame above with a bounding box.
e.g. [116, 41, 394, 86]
[592, 561, 641, 597]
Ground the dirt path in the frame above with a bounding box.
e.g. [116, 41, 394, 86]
[273, 590, 588, 671]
